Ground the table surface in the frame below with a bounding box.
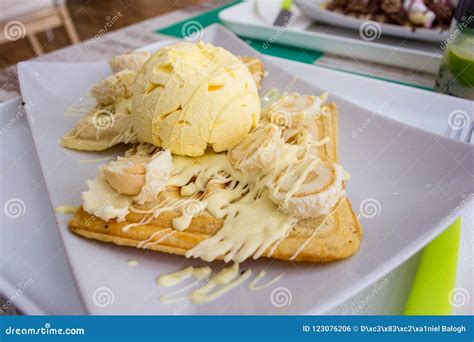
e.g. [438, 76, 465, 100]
[0, 1, 469, 315]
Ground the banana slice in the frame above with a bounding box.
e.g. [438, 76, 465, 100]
[90, 69, 137, 106]
[133, 150, 172, 205]
[228, 124, 283, 173]
[82, 149, 172, 222]
[102, 150, 172, 205]
[269, 157, 347, 218]
[265, 93, 324, 128]
[109, 51, 151, 73]
[102, 156, 147, 196]
[282, 128, 331, 160]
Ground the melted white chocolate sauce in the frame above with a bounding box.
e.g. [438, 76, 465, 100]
[157, 266, 212, 304]
[128, 151, 304, 263]
[54, 206, 79, 214]
[128, 147, 342, 263]
[157, 266, 211, 287]
[127, 259, 139, 266]
[289, 197, 346, 261]
[248, 270, 284, 291]
[157, 264, 286, 305]
[190, 264, 252, 304]
[146, 148, 342, 304]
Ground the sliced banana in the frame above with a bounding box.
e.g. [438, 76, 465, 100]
[228, 124, 283, 173]
[269, 157, 347, 219]
[282, 127, 331, 160]
[265, 93, 325, 128]
[109, 51, 151, 73]
[81, 149, 172, 222]
[90, 69, 137, 106]
[101, 156, 147, 196]
[101, 150, 172, 205]
[133, 150, 172, 205]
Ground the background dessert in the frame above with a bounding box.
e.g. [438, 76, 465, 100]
[326, 0, 455, 30]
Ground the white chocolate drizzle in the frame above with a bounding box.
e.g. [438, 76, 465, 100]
[54, 206, 79, 214]
[127, 259, 139, 266]
[289, 197, 346, 260]
[157, 264, 252, 304]
[157, 266, 212, 304]
[157, 266, 211, 287]
[128, 151, 300, 264]
[248, 270, 284, 291]
[137, 228, 177, 249]
[157, 264, 289, 305]
[190, 264, 252, 304]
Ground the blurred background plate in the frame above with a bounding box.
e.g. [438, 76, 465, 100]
[219, 0, 443, 73]
[294, 0, 452, 43]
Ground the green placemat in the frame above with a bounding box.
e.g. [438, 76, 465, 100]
[403, 219, 461, 315]
[156, 0, 323, 64]
[158, 1, 240, 37]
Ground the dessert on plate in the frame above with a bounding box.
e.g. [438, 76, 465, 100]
[61, 41, 362, 264]
[326, 0, 455, 30]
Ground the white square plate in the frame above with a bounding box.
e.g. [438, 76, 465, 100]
[18, 25, 473, 314]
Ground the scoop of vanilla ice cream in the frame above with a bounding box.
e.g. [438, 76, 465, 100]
[132, 42, 261, 157]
